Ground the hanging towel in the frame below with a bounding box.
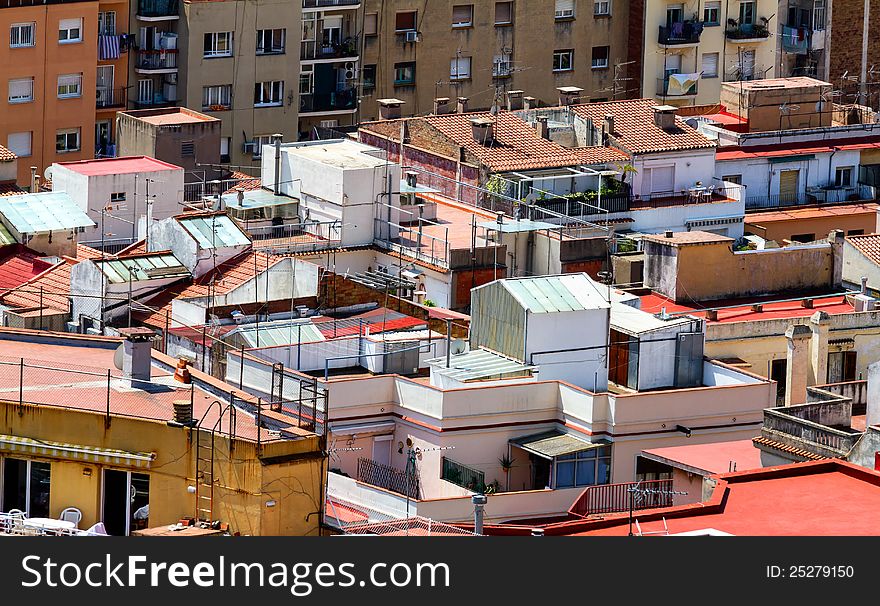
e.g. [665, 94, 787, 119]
[98, 35, 120, 60]
[668, 72, 700, 96]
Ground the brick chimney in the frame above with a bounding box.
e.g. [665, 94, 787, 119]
[470, 117, 495, 145]
[433, 97, 451, 114]
[784, 324, 811, 406]
[457, 97, 470, 113]
[536, 116, 550, 139]
[378, 98, 405, 120]
[506, 90, 524, 111]
[557, 86, 584, 106]
[652, 105, 678, 130]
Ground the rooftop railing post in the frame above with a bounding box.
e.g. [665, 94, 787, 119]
[105, 369, 112, 428]
[18, 358, 24, 409]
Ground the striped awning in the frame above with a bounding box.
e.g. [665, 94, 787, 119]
[0, 434, 155, 468]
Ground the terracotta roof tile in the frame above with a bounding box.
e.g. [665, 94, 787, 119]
[752, 436, 828, 461]
[846, 233, 880, 266]
[0, 246, 52, 291]
[0, 145, 16, 162]
[571, 99, 715, 155]
[0, 259, 73, 312]
[76, 244, 103, 260]
[0, 181, 24, 196]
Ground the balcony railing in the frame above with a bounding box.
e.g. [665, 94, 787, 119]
[303, 0, 361, 7]
[569, 479, 674, 517]
[441, 457, 486, 493]
[136, 49, 178, 70]
[356, 457, 420, 499]
[726, 22, 771, 40]
[137, 0, 179, 18]
[301, 36, 359, 61]
[658, 21, 703, 45]
[299, 88, 358, 113]
[745, 186, 869, 210]
[762, 408, 860, 457]
[657, 76, 698, 97]
[96, 86, 127, 109]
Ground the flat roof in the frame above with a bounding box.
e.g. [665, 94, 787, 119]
[478, 219, 561, 234]
[56, 156, 182, 176]
[0, 192, 96, 233]
[642, 230, 733, 246]
[233, 319, 325, 348]
[745, 203, 879, 223]
[610, 301, 695, 335]
[131, 108, 218, 126]
[723, 76, 831, 90]
[427, 348, 535, 382]
[220, 188, 299, 209]
[641, 439, 763, 476]
[281, 139, 388, 170]
[639, 292, 854, 323]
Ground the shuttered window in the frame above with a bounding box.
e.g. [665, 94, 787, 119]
[702, 52, 719, 78]
[555, 0, 575, 19]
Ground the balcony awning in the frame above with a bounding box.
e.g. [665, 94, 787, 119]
[0, 434, 156, 468]
[509, 430, 606, 460]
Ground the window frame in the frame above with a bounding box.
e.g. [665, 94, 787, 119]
[8, 77, 34, 104]
[593, 0, 611, 17]
[203, 31, 233, 58]
[57, 73, 83, 99]
[495, 1, 514, 25]
[702, 51, 720, 78]
[55, 128, 81, 153]
[552, 446, 612, 489]
[202, 84, 232, 110]
[395, 11, 417, 32]
[362, 64, 377, 89]
[7, 132, 32, 157]
[555, 0, 575, 20]
[253, 80, 284, 107]
[591, 46, 609, 69]
[10, 22, 36, 48]
[703, 1, 721, 26]
[252, 134, 274, 159]
[553, 49, 574, 72]
[256, 28, 285, 55]
[2, 457, 51, 517]
[364, 13, 378, 36]
[450, 56, 472, 80]
[58, 18, 82, 44]
[835, 166, 854, 188]
[98, 11, 116, 36]
[451, 4, 474, 28]
[394, 61, 416, 85]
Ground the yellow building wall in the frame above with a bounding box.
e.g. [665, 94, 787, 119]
[745, 210, 878, 243]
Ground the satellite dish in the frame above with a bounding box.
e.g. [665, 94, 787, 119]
[43, 166, 53, 182]
[113, 343, 125, 371]
[449, 339, 467, 355]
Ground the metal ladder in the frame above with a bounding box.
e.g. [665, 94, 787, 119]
[194, 400, 237, 522]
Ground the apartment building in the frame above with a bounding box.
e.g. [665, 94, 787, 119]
[96, 0, 130, 158]
[358, 0, 633, 120]
[776, 0, 829, 81]
[129, 0, 300, 168]
[0, 0, 100, 186]
[638, 0, 778, 106]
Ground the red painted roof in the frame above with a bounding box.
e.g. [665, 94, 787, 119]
[0, 246, 53, 291]
[641, 439, 763, 476]
[57, 155, 182, 176]
[0, 259, 73, 312]
[745, 203, 878, 223]
[639, 292, 854, 323]
[717, 136, 880, 161]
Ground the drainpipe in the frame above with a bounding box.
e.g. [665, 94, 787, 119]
[273, 133, 283, 196]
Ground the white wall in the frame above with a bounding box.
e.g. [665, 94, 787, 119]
[525, 308, 609, 391]
[631, 149, 717, 198]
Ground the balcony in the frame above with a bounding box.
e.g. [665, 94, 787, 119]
[299, 87, 358, 115]
[761, 400, 862, 460]
[96, 86, 127, 109]
[137, 0, 179, 20]
[657, 76, 698, 97]
[725, 21, 771, 42]
[356, 457, 420, 499]
[569, 479, 673, 517]
[441, 457, 486, 493]
[301, 35, 359, 62]
[303, 0, 360, 8]
[745, 185, 871, 211]
[135, 49, 178, 73]
[658, 21, 703, 47]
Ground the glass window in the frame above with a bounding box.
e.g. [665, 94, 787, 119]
[555, 461, 575, 488]
[739, 0, 756, 25]
[394, 62, 415, 85]
[702, 52, 719, 78]
[703, 1, 720, 25]
[450, 56, 471, 79]
[102, 469, 149, 536]
[252, 134, 273, 158]
[553, 49, 574, 71]
[254, 80, 283, 106]
[57, 73, 82, 98]
[7, 132, 32, 156]
[256, 28, 285, 54]
[98, 11, 116, 36]
[594, 0, 610, 16]
[591, 46, 609, 69]
[364, 13, 378, 36]
[56, 128, 80, 153]
[495, 2, 513, 25]
[2, 458, 50, 517]
[299, 64, 313, 94]
[203, 32, 233, 57]
[10, 23, 35, 48]
[452, 5, 473, 27]
[362, 64, 376, 89]
[555, 0, 575, 19]
[58, 18, 82, 43]
[814, 0, 826, 30]
[553, 446, 612, 488]
[202, 84, 231, 109]
[835, 167, 853, 187]
[395, 11, 417, 31]
[8, 77, 34, 103]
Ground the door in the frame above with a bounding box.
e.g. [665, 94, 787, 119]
[371, 436, 392, 467]
[322, 16, 342, 47]
[96, 65, 114, 106]
[2, 458, 50, 517]
[102, 470, 150, 536]
[95, 121, 111, 156]
[666, 3, 684, 24]
[740, 49, 756, 79]
[779, 169, 799, 203]
[770, 358, 787, 405]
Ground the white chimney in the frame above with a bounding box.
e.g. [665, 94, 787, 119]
[457, 97, 470, 113]
[378, 98, 405, 120]
[506, 90, 524, 111]
[557, 86, 584, 106]
[523, 96, 537, 111]
[117, 327, 157, 384]
[273, 133, 283, 195]
[30, 166, 37, 192]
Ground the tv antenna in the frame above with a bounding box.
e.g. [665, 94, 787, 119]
[398, 438, 455, 535]
[626, 481, 687, 536]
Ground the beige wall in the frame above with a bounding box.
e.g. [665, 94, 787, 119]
[360, 0, 633, 120]
[745, 210, 878, 243]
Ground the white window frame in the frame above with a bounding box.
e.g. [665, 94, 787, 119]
[56, 128, 81, 153]
[256, 28, 285, 55]
[814, 0, 827, 30]
[98, 11, 116, 36]
[553, 49, 574, 72]
[594, 0, 610, 16]
[703, 1, 721, 25]
[299, 64, 314, 95]
[450, 56, 471, 80]
[555, 0, 575, 19]
[7, 132, 31, 157]
[452, 4, 474, 28]
[58, 18, 82, 43]
[10, 22, 35, 48]
[252, 134, 274, 158]
[254, 80, 283, 107]
[495, 1, 514, 25]
[702, 52, 719, 78]
[591, 46, 609, 69]
[835, 166, 854, 188]
[202, 84, 232, 109]
[57, 73, 83, 99]
[203, 31, 233, 58]
[8, 77, 34, 103]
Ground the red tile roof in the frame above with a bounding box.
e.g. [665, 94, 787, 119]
[114, 240, 148, 256]
[571, 99, 716, 155]
[0, 145, 16, 162]
[846, 233, 880, 266]
[76, 244, 103, 260]
[0, 181, 24, 196]
[0, 259, 74, 312]
[745, 203, 879, 224]
[0, 246, 54, 291]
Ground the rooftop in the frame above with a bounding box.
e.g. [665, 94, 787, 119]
[55, 156, 183, 176]
[639, 292, 854, 323]
[745, 203, 879, 224]
[716, 136, 880, 161]
[846, 233, 880, 267]
[94, 252, 190, 284]
[0, 246, 54, 291]
[427, 348, 536, 382]
[176, 212, 251, 249]
[610, 301, 695, 335]
[123, 107, 218, 126]
[280, 139, 389, 170]
[0, 192, 95, 234]
[0, 145, 15, 162]
[724, 76, 832, 91]
[641, 439, 763, 476]
[641, 230, 734, 247]
[487, 273, 612, 313]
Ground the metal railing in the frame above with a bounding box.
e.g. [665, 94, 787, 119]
[356, 457, 420, 499]
[373, 217, 451, 269]
[569, 478, 673, 517]
[299, 88, 358, 113]
[726, 22, 771, 39]
[658, 22, 703, 45]
[303, 0, 361, 7]
[137, 0, 179, 17]
[300, 35, 359, 61]
[248, 221, 343, 253]
[441, 457, 486, 493]
[183, 176, 260, 202]
[745, 186, 867, 210]
[136, 49, 178, 70]
[96, 87, 127, 109]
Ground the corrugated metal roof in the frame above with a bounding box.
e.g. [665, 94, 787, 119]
[232, 319, 325, 348]
[500, 274, 610, 313]
[509, 430, 606, 459]
[426, 348, 535, 382]
[0, 192, 95, 233]
[177, 214, 250, 248]
[95, 253, 190, 284]
[610, 302, 695, 335]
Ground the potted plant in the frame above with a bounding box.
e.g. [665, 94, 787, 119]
[499, 454, 515, 491]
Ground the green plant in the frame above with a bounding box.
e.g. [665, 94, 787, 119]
[483, 480, 501, 494]
[422, 299, 436, 307]
[499, 454, 516, 473]
[615, 162, 638, 185]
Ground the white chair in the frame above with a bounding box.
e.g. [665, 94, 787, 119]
[82, 522, 109, 536]
[3, 510, 27, 535]
[60, 507, 83, 528]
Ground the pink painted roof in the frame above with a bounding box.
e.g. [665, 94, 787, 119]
[641, 439, 762, 475]
[57, 156, 182, 176]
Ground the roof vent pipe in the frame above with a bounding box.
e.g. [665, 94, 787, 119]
[472, 494, 487, 535]
[272, 133, 283, 196]
[172, 399, 193, 425]
[665, 230, 674, 238]
[30, 166, 37, 192]
[862, 276, 869, 295]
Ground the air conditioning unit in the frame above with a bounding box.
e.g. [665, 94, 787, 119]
[242, 141, 255, 154]
[405, 31, 419, 43]
[344, 62, 357, 79]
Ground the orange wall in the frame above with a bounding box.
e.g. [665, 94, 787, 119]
[95, 0, 130, 143]
[0, 2, 99, 185]
[745, 211, 878, 244]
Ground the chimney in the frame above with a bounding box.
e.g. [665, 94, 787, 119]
[809, 311, 831, 387]
[173, 354, 194, 384]
[867, 361, 880, 428]
[30, 166, 37, 192]
[236, 188, 245, 208]
[665, 230, 674, 238]
[862, 276, 869, 295]
[457, 97, 469, 113]
[117, 327, 157, 385]
[536, 116, 550, 139]
[603, 114, 615, 137]
[433, 97, 451, 114]
[272, 133, 283, 196]
[472, 494, 487, 535]
[33, 175, 40, 192]
[470, 117, 495, 145]
[523, 96, 537, 111]
[506, 90, 524, 111]
[653, 105, 678, 130]
[784, 324, 811, 406]
[557, 86, 584, 106]
[377, 98, 405, 120]
[172, 399, 194, 425]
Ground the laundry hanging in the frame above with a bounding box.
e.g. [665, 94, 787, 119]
[668, 72, 700, 96]
[98, 35, 120, 60]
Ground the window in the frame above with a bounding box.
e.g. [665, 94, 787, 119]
[203, 32, 233, 57]
[181, 140, 194, 157]
[450, 56, 471, 79]
[56, 128, 80, 152]
[555, 0, 575, 19]
[394, 61, 415, 85]
[790, 233, 816, 243]
[110, 192, 126, 203]
[57, 73, 82, 98]
[591, 46, 609, 69]
[299, 64, 313, 94]
[256, 28, 285, 55]
[7, 132, 31, 157]
[8, 78, 33, 103]
[495, 1, 513, 25]
[2, 458, 51, 517]
[594, 0, 610, 16]
[364, 13, 378, 36]
[102, 470, 149, 536]
[58, 18, 82, 43]
[319, 119, 339, 128]
[848, 229, 865, 236]
[362, 64, 376, 89]
[98, 11, 116, 36]
[10, 23, 35, 48]
[835, 166, 854, 187]
[702, 52, 719, 78]
[395, 11, 417, 32]
[252, 134, 273, 158]
[220, 137, 231, 163]
[553, 49, 574, 71]
[202, 84, 231, 109]
[452, 5, 473, 27]
[554, 446, 611, 488]
[739, 0, 756, 25]
[703, 1, 720, 25]
[254, 80, 283, 106]
[814, 0, 827, 30]
[722, 174, 742, 184]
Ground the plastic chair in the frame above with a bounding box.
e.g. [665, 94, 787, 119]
[4, 509, 26, 535]
[60, 507, 83, 528]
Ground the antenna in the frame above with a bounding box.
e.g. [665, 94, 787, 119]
[626, 481, 688, 536]
[398, 441, 455, 535]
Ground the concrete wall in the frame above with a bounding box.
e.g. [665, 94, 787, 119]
[843, 238, 880, 291]
[525, 307, 609, 391]
[116, 111, 221, 173]
[630, 149, 718, 199]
